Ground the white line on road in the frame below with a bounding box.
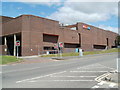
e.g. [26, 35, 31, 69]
[77, 63, 115, 70]
[50, 76, 97, 78]
[95, 73, 110, 82]
[70, 71, 108, 73]
[16, 71, 66, 83]
[92, 85, 99, 88]
[98, 64, 115, 70]
[47, 80, 94, 82]
[29, 80, 94, 82]
[28, 81, 37, 82]
[81, 63, 103, 67]
[77, 67, 110, 69]
[97, 81, 105, 85]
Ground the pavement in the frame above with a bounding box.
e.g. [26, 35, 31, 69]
[1, 52, 119, 88]
[4, 57, 54, 65]
[5, 52, 118, 65]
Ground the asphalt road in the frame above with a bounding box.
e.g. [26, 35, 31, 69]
[1, 52, 119, 88]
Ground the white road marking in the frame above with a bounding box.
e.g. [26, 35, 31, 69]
[15, 62, 115, 86]
[95, 73, 110, 82]
[49, 80, 94, 82]
[70, 71, 108, 73]
[77, 63, 114, 70]
[77, 63, 115, 70]
[16, 71, 66, 83]
[31, 80, 94, 82]
[50, 76, 97, 78]
[97, 81, 105, 85]
[28, 81, 37, 82]
[77, 66, 113, 69]
[98, 64, 115, 70]
[92, 85, 99, 88]
[109, 83, 116, 87]
[77, 67, 107, 69]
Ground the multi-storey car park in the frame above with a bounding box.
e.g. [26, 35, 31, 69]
[0, 15, 118, 56]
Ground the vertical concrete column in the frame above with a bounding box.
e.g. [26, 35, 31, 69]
[14, 34, 16, 56]
[4, 37, 7, 45]
[4, 37, 7, 53]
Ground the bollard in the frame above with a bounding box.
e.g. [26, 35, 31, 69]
[79, 49, 83, 56]
[46, 51, 49, 55]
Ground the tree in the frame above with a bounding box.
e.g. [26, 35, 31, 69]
[115, 35, 120, 46]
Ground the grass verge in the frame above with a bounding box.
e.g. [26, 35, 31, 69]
[0, 55, 22, 65]
[84, 48, 119, 55]
[41, 48, 120, 57]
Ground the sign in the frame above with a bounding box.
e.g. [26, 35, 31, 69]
[83, 25, 91, 30]
[83, 25, 87, 29]
[87, 27, 91, 30]
[16, 40, 20, 46]
[59, 42, 64, 48]
[75, 48, 79, 52]
[16, 40, 20, 59]
[54, 44, 58, 49]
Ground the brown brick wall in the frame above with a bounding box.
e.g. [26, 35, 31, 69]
[1, 16, 14, 23]
[2, 16, 22, 36]
[0, 45, 7, 55]
[63, 28, 79, 44]
[1, 15, 118, 56]
[77, 22, 118, 51]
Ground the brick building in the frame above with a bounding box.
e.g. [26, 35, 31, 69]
[0, 15, 118, 56]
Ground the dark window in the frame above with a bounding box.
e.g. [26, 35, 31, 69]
[93, 45, 106, 49]
[106, 38, 109, 46]
[43, 34, 58, 43]
[0, 37, 4, 45]
[43, 47, 55, 50]
[78, 33, 81, 47]
[64, 43, 80, 48]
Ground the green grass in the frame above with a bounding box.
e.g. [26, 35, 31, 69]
[84, 48, 119, 55]
[41, 48, 120, 57]
[0, 55, 22, 65]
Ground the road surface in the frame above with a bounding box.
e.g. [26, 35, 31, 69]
[1, 52, 119, 88]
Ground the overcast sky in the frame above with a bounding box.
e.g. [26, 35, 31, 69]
[2, 0, 119, 33]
